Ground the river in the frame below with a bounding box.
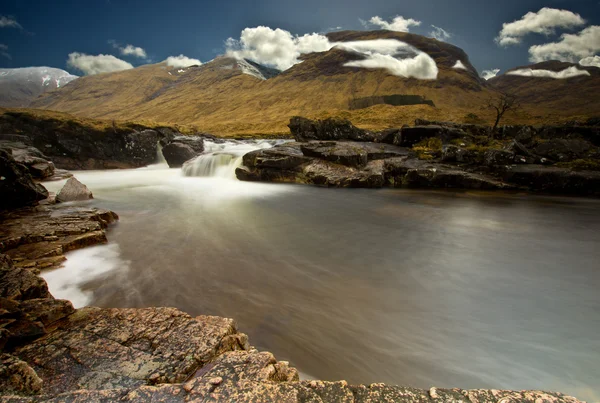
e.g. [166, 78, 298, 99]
[42, 141, 600, 402]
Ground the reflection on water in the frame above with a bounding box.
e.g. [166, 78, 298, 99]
[43, 166, 600, 402]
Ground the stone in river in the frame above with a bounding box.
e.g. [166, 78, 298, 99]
[56, 177, 93, 202]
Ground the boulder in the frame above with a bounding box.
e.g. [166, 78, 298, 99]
[483, 149, 515, 166]
[501, 164, 600, 195]
[533, 139, 594, 162]
[301, 142, 368, 168]
[399, 125, 444, 147]
[441, 145, 480, 164]
[378, 128, 402, 145]
[302, 160, 385, 188]
[0, 141, 56, 179]
[56, 177, 93, 202]
[289, 116, 375, 142]
[170, 136, 205, 153]
[0, 149, 48, 210]
[162, 142, 197, 168]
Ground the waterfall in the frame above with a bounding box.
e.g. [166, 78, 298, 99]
[156, 142, 167, 164]
[182, 140, 284, 179]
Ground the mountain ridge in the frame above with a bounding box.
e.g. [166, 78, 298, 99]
[28, 31, 599, 136]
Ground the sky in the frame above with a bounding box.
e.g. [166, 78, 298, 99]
[0, 0, 598, 79]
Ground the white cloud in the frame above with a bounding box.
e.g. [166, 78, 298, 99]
[496, 7, 585, 46]
[339, 39, 438, 79]
[529, 26, 600, 62]
[67, 52, 134, 75]
[226, 27, 438, 80]
[0, 43, 10, 60]
[430, 25, 452, 42]
[119, 44, 147, 59]
[225, 26, 330, 70]
[345, 52, 438, 80]
[165, 54, 202, 68]
[0, 15, 22, 29]
[580, 55, 600, 68]
[453, 60, 467, 70]
[366, 15, 421, 32]
[481, 69, 500, 80]
[507, 66, 590, 79]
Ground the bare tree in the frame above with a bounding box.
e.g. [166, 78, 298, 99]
[486, 92, 521, 130]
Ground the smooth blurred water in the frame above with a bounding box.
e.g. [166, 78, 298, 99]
[42, 160, 600, 402]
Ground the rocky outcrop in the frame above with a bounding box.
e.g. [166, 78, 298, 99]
[161, 143, 197, 168]
[56, 178, 93, 202]
[0, 150, 48, 210]
[238, 117, 600, 195]
[0, 112, 162, 170]
[0, 141, 55, 180]
[289, 117, 376, 142]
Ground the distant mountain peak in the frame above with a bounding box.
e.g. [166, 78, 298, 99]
[0, 67, 78, 107]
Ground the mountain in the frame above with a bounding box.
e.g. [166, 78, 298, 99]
[488, 61, 600, 118]
[0, 67, 78, 107]
[28, 31, 596, 136]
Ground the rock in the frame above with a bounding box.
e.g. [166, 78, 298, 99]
[161, 143, 197, 168]
[301, 142, 369, 168]
[43, 168, 73, 182]
[0, 266, 51, 301]
[399, 125, 444, 147]
[404, 167, 510, 190]
[483, 149, 515, 166]
[289, 116, 375, 142]
[441, 145, 480, 164]
[0, 205, 118, 271]
[303, 159, 385, 188]
[0, 149, 49, 210]
[533, 139, 594, 162]
[18, 298, 75, 326]
[501, 165, 600, 195]
[14, 307, 250, 395]
[378, 128, 402, 145]
[0, 141, 56, 179]
[56, 177, 93, 202]
[170, 136, 205, 153]
[0, 354, 43, 396]
[0, 112, 161, 170]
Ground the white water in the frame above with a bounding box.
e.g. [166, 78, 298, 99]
[182, 140, 283, 178]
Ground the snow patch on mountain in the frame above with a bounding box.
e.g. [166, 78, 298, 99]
[0, 67, 78, 107]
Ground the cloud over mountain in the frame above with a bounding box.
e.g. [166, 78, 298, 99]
[430, 25, 452, 42]
[481, 68, 500, 80]
[507, 66, 590, 79]
[67, 53, 134, 75]
[0, 44, 10, 60]
[225, 26, 330, 70]
[580, 55, 600, 68]
[528, 26, 600, 62]
[496, 7, 585, 46]
[364, 15, 421, 32]
[165, 55, 202, 68]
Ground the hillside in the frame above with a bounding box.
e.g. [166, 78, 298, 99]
[29, 31, 597, 136]
[488, 61, 600, 118]
[0, 67, 78, 107]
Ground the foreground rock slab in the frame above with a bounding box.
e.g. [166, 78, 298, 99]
[14, 307, 252, 395]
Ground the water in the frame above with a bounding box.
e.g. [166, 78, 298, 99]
[182, 140, 285, 178]
[41, 142, 600, 402]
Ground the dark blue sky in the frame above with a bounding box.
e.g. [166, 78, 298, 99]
[1, 0, 598, 75]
